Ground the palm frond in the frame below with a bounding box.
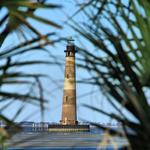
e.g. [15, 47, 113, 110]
[0, 0, 61, 46]
[71, 0, 150, 149]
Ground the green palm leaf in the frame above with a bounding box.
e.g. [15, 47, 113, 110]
[0, 0, 61, 46]
[71, 0, 150, 149]
[0, 1, 62, 146]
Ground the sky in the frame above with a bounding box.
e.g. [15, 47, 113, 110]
[0, 0, 118, 124]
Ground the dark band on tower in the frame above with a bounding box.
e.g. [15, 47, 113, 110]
[60, 38, 78, 125]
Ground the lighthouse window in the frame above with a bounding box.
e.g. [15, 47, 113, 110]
[68, 52, 70, 56]
[65, 96, 68, 102]
[66, 74, 69, 78]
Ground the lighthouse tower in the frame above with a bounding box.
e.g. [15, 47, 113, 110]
[48, 38, 89, 132]
[60, 38, 78, 125]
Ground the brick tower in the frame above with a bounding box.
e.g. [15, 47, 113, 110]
[60, 38, 78, 125]
[48, 38, 89, 131]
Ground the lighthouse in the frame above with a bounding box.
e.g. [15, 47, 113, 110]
[60, 38, 77, 125]
[48, 38, 89, 132]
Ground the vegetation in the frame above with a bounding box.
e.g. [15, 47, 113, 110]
[1, 0, 150, 149]
[0, 0, 61, 146]
[70, 0, 150, 149]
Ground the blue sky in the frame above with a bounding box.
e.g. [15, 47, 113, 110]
[0, 0, 118, 124]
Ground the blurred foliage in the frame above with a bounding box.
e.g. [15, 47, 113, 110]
[1, 0, 150, 149]
[70, 0, 150, 149]
[0, 0, 61, 147]
[0, 0, 61, 46]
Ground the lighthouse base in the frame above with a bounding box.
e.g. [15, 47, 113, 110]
[48, 124, 90, 132]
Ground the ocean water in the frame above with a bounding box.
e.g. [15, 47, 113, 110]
[7, 128, 127, 150]
[8, 148, 120, 150]
[8, 147, 126, 150]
